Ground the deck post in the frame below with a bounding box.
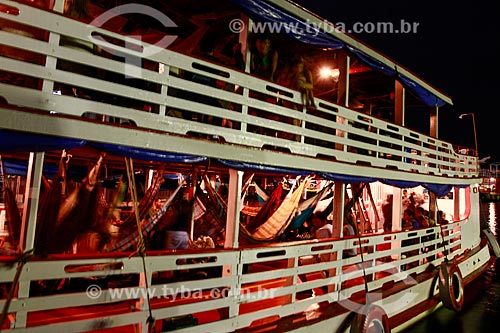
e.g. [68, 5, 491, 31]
[453, 187, 460, 222]
[336, 50, 350, 152]
[394, 81, 405, 126]
[225, 169, 243, 249]
[40, 0, 64, 95]
[20, 152, 44, 252]
[15, 152, 44, 328]
[328, 182, 345, 292]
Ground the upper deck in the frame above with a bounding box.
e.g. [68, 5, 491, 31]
[0, 0, 478, 185]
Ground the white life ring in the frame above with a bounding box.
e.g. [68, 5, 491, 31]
[350, 304, 390, 333]
[438, 263, 464, 311]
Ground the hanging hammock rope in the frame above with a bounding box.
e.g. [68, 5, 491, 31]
[124, 157, 156, 333]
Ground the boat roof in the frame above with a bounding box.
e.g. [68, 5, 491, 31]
[234, 0, 452, 106]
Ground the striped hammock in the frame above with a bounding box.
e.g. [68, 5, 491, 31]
[250, 176, 312, 241]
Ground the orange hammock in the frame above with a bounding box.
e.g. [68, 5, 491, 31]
[247, 176, 312, 241]
[197, 175, 313, 242]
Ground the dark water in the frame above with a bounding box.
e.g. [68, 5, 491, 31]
[403, 202, 500, 333]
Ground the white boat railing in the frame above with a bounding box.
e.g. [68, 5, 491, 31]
[0, 222, 463, 332]
[0, 0, 478, 179]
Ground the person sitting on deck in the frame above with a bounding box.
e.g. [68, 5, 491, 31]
[401, 208, 421, 269]
[311, 211, 333, 241]
[165, 199, 192, 250]
[402, 208, 420, 230]
[415, 206, 429, 228]
[298, 211, 332, 287]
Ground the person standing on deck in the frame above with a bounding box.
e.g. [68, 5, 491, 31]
[288, 56, 316, 109]
[437, 210, 449, 225]
[251, 36, 278, 82]
[381, 194, 393, 232]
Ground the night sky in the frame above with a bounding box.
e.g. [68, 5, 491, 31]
[293, 0, 500, 163]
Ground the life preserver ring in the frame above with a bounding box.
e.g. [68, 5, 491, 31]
[350, 304, 390, 333]
[438, 263, 464, 312]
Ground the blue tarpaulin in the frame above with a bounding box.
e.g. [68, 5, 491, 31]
[0, 130, 86, 152]
[90, 143, 207, 164]
[0, 129, 463, 196]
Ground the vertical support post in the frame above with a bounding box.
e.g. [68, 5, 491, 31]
[225, 169, 243, 249]
[189, 167, 198, 241]
[394, 81, 405, 126]
[430, 105, 438, 138]
[146, 169, 154, 189]
[392, 187, 403, 266]
[453, 187, 460, 222]
[16, 152, 44, 328]
[336, 50, 350, 108]
[329, 182, 345, 293]
[336, 50, 350, 152]
[332, 182, 345, 238]
[392, 188, 402, 232]
[394, 81, 406, 162]
[223, 169, 243, 319]
[20, 152, 44, 252]
[41, 0, 65, 94]
[240, 16, 252, 133]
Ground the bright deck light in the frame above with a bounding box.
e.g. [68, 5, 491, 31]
[319, 67, 340, 79]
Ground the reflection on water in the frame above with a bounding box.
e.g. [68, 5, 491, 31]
[403, 202, 500, 333]
[486, 202, 498, 236]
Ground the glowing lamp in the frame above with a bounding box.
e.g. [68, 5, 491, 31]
[319, 67, 340, 79]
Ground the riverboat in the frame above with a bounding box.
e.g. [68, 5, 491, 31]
[1, 0, 499, 332]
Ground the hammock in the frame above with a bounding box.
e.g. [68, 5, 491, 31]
[106, 178, 185, 252]
[196, 173, 255, 223]
[195, 175, 312, 243]
[288, 182, 333, 230]
[240, 181, 269, 217]
[252, 181, 269, 203]
[193, 196, 207, 221]
[200, 175, 228, 220]
[249, 176, 311, 241]
[2, 187, 22, 252]
[35, 150, 69, 255]
[239, 174, 256, 207]
[193, 185, 226, 239]
[240, 205, 261, 217]
[244, 183, 283, 233]
[116, 166, 165, 229]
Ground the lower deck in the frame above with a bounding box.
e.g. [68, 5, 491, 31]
[0, 221, 492, 333]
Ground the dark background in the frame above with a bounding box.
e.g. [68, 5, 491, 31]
[293, 0, 500, 163]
